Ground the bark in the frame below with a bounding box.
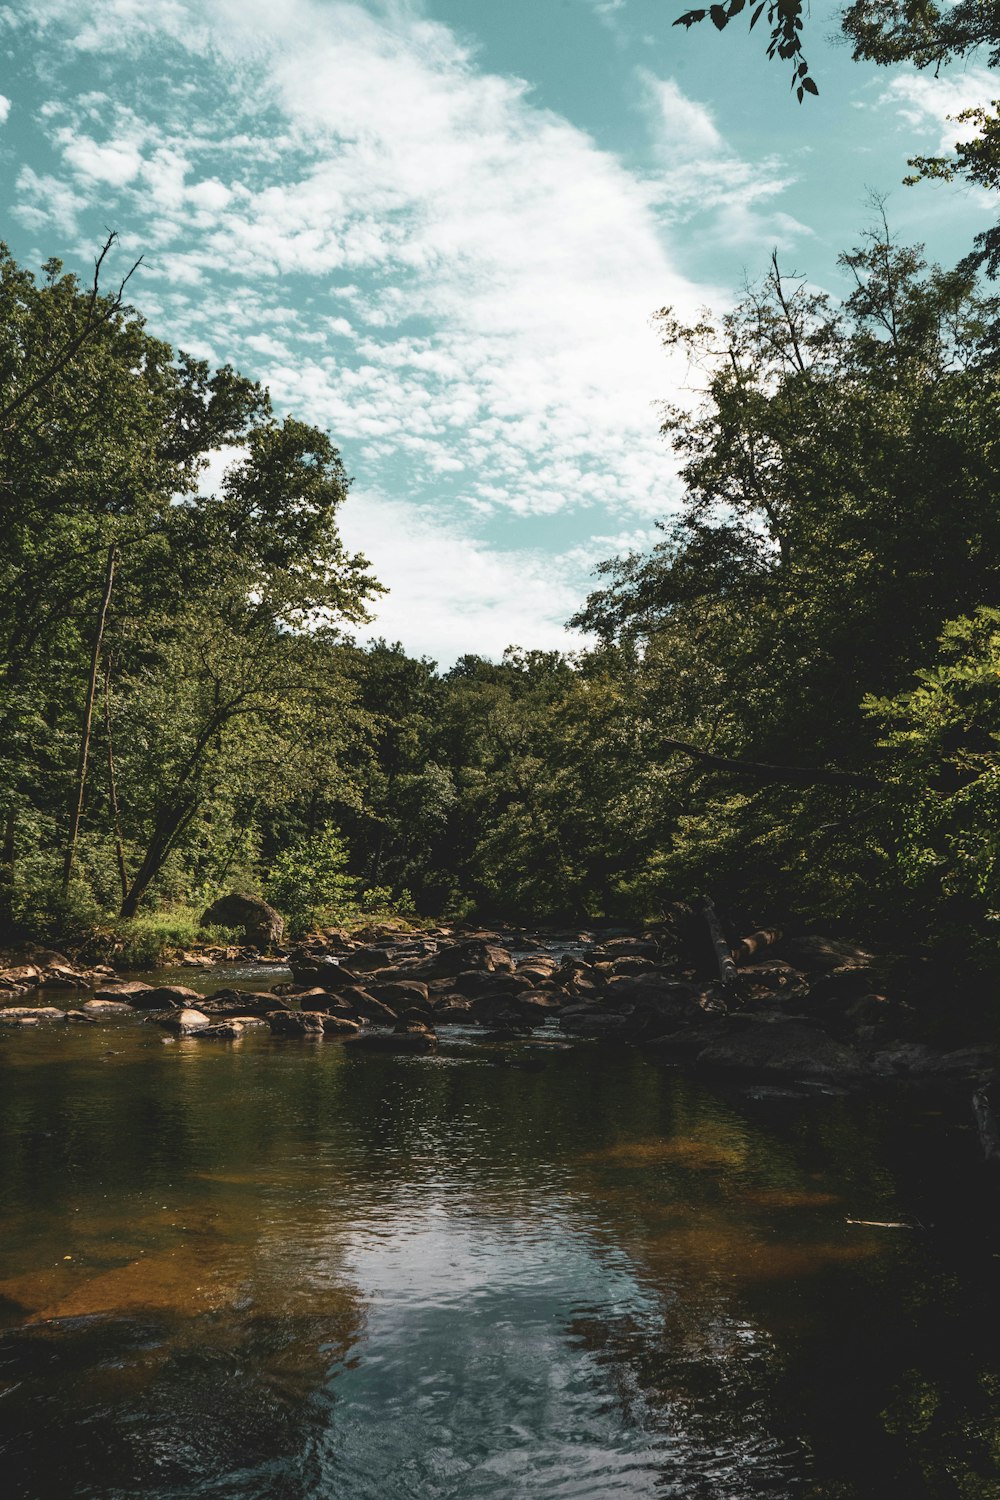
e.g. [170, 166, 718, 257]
[699, 896, 739, 989]
[103, 663, 128, 905]
[63, 544, 116, 892]
[732, 928, 783, 965]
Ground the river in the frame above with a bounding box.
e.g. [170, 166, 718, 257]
[0, 1002, 998, 1498]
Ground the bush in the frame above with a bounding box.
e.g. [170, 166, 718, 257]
[267, 825, 361, 938]
[88, 909, 239, 969]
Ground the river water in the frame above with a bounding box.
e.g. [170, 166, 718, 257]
[1, 1011, 999, 1498]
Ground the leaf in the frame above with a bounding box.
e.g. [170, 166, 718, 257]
[801, 76, 819, 94]
[749, 2, 765, 27]
[673, 9, 706, 26]
[727, 0, 746, 15]
[710, 4, 728, 29]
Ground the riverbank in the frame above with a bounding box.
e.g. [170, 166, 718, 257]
[2, 917, 998, 1100]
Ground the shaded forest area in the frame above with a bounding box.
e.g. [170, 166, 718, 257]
[3, 210, 1000, 975]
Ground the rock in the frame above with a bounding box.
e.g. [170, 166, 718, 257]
[430, 998, 476, 1024]
[197, 1021, 246, 1040]
[0, 964, 41, 988]
[81, 998, 136, 1016]
[65, 1009, 98, 1024]
[179, 952, 215, 968]
[696, 1018, 867, 1080]
[0, 1005, 66, 1023]
[516, 991, 564, 1021]
[605, 956, 657, 977]
[128, 985, 205, 1010]
[200, 892, 284, 949]
[367, 980, 431, 1010]
[202, 989, 292, 1017]
[226, 1015, 270, 1029]
[870, 1043, 998, 1078]
[149, 1008, 212, 1034]
[93, 980, 156, 1000]
[415, 939, 514, 978]
[605, 975, 705, 1022]
[346, 1020, 437, 1053]
[808, 966, 880, 1006]
[38, 965, 89, 989]
[341, 946, 394, 973]
[783, 935, 875, 973]
[268, 1010, 325, 1038]
[319, 1015, 362, 1036]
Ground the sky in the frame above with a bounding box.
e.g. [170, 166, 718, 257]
[1, 0, 996, 664]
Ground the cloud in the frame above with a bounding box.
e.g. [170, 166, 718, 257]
[0, 95, 10, 124]
[337, 491, 591, 663]
[876, 67, 997, 155]
[7, 1, 807, 653]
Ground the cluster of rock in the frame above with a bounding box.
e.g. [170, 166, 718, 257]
[0, 924, 997, 1090]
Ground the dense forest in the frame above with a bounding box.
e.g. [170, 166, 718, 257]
[3, 205, 1000, 965]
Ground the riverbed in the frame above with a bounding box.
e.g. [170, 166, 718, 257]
[1, 1016, 998, 1498]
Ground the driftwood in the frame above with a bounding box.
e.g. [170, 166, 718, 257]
[732, 928, 782, 965]
[973, 1086, 1000, 1164]
[661, 738, 886, 791]
[698, 897, 738, 989]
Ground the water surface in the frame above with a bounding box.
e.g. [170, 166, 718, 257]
[0, 1021, 998, 1498]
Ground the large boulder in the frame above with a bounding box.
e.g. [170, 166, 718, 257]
[201, 893, 284, 949]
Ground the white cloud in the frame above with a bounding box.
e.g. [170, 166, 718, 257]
[877, 67, 997, 155]
[0, 95, 10, 124]
[10, 0, 806, 653]
[337, 491, 591, 664]
[642, 72, 723, 160]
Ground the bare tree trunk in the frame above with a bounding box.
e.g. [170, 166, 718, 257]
[63, 544, 116, 892]
[103, 661, 128, 905]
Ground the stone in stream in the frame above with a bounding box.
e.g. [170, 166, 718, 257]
[319, 1015, 362, 1036]
[127, 984, 206, 1010]
[346, 1019, 437, 1054]
[196, 1020, 246, 1040]
[149, 1008, 212, 1035]
[92, 980, 158, 1001]
[200, 892, 284, 948]
[268, 1010, 325, 1038]
[201, 989, 293, 1017]
[367, 980, 432, 1011]
[38, 965, 91, 989]
[81, 998, 136, 1017]
[0, 1006, 67, 1023]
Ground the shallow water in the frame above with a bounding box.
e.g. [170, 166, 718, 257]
[1, 1022, 998, 1499]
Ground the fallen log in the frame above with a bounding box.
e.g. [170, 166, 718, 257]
[732, 928, 782, 965]
[698, 897, 738, 990]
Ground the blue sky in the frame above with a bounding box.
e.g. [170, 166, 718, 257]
[1, 0, 996, 662]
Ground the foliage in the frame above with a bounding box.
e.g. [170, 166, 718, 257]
[267, 825, 361, 937]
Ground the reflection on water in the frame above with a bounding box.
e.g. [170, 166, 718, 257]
[0, 1026, 998, 1497]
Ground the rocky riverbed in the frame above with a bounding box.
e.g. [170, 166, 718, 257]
[1, 922, 998, 1099]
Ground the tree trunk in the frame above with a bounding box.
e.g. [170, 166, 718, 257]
[119, 796, 199, 918]
[63, 544, 116, 892]
[103, 662, 128, 905]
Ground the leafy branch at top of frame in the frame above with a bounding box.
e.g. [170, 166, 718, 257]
[673, 0, 819, 103]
